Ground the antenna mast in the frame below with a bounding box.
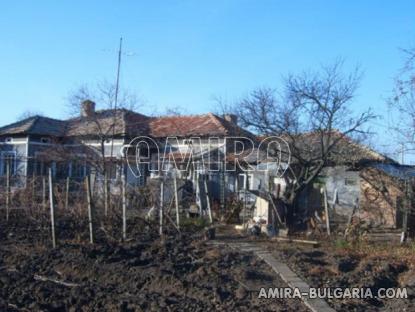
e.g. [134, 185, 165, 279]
[110, 37, 123, 161]
[114, 37, 122, 111]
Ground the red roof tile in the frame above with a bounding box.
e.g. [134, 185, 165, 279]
[0, 110, 253, 139]
[149, 113, 252, 138]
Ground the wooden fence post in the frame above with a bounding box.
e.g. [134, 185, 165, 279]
[32, 171, 36, 209]
[42, 176, 46, 211]
[173, 174, 180, 229]
[122, 171, 127, 241]
[6, 161, 10, 221]
[159, 181, 164, 237]
[220, 162, 225, 214]
[195, 172, 201, 215]
[65, 177, 70, 210]
[243, 173, 248, 225]
[48, 168, 56, 248]
[401, 179, 410, 244]
[85, 175, 94, 244]
[104, 172, 109, 216]
[204, 175, 213, 224]
[332, 188, 338, 212]
[323, 187, 331, 236]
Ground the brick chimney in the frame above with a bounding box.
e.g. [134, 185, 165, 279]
[81, 100, 95, 118]
[224, 114, 238, 125]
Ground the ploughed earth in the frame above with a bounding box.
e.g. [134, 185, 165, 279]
[0, 216, 307, 312]
[264, 237, 415, 311]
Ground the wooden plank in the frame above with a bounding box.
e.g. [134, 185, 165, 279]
[271, 236, 320, 247]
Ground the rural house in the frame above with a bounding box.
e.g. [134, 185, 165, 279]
[246, 133, 415, 233]
[1, 102, 414, 233]
[0, 101, 253, 205]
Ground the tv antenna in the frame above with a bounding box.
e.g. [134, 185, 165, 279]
[108, 37, 137, 160]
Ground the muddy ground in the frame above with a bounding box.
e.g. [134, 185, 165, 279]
[0, 216, 308, 312]
[266, 238, 415, 311]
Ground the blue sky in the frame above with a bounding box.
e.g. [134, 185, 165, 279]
[1, 1, 414, 160]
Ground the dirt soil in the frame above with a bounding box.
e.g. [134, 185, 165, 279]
[0, 216, 308, 312]
[266, 238, 415, 312]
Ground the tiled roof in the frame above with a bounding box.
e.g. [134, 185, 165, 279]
[0, 110, 251, 139]
[65, 109, 150, 137]
[0, 110, 396, 167]
[0, 116, 65, 136]
[149, 113, 253, 138]
[274, 131, 395, 165]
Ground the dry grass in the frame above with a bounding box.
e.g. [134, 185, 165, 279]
[333, 239, 415, 269]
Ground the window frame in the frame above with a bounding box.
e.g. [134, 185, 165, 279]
[68, 154, 87, 178]
[0, 151, 17, 176]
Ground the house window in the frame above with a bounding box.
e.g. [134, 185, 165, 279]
[34, 153, 55, 176]
[0, 151, 17, 176]
[248, 174, 254, 190]
[237, 173, 252, 191]
[56, 162, 69, 178]
[34, 159, 47, 176]
[70, 160, 86, 178]
[104, 161, 119, 180]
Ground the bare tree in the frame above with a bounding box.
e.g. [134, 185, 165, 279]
[211, 95, 235, 116]
[65, 82, 142, 215]
[66, 80, 142, 117]
[16, 110, 44, 121]
[389, 47, 415, 145]
[163, 105, 185, 116]
[229, 60, 375, 221]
